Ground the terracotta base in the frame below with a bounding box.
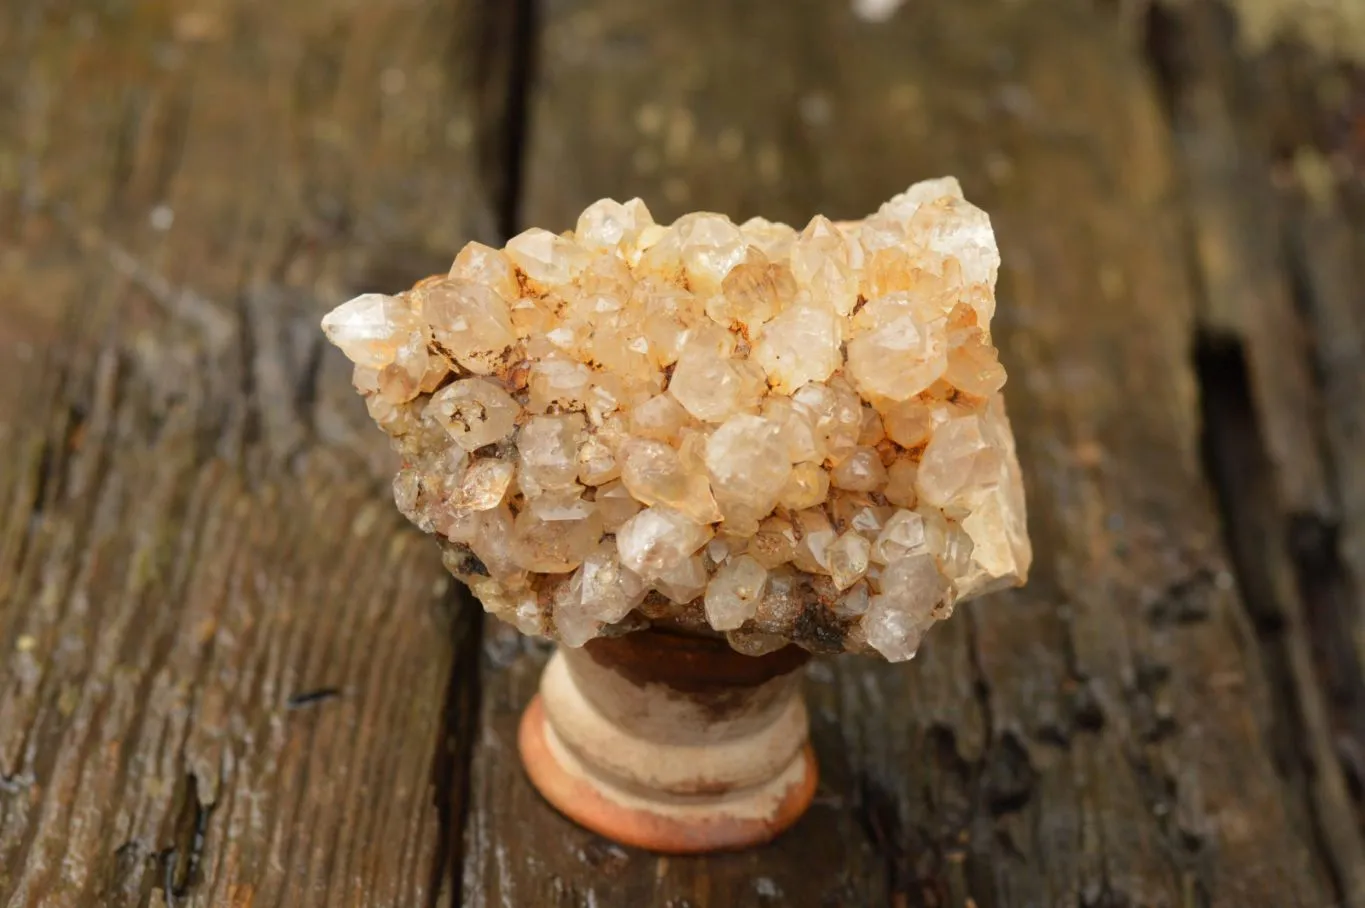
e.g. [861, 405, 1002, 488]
[518, 630, 817, 853]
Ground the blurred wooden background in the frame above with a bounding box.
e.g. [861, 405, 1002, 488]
[1, 1, 1363, 905]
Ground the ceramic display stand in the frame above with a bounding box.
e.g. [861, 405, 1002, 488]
[518, 628, 816, 853]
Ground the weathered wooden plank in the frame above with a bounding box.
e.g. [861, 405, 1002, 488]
[1150, 2, 1365, 898]
[464, 0, 1340, 905]
[1290, 196, 1365, 753]
[0, 344, 465, 907]
[1264, 41, 1365, 813]
[1147, 2, 1331, 521]
[0, 1, 519, 904]
[1197, 333, 1365, 908]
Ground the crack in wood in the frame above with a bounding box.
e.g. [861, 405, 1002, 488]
[1138, 2, 1365, 902]
[427, 599, 483, 908]
[1194, 330, 1354, 904]
[495, 0, 540, 237]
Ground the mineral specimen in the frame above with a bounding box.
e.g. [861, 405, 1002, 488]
[322, 177, 1030, 661]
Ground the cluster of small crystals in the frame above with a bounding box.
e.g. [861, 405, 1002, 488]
[321, 177, 1030, 662]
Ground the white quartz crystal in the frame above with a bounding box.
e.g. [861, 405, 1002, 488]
[426, 378, 519, 451]
[678, 213, 747, 289]
[576, 197, 654, 252]
[321, 293, 425, 370]
[450, 458, 515, 511]
[871, 509, 929, 565]
[654, 553, 709, 604]
[513, 489, 603, 572]
[830, 447, 888, 492]
[449, 242, 519, 300]
[712, 252, 794, 330]
[420, 280, 517, 375]
[753, 305, 842, 393]
[620, 437, 721, 524]
[778, 462, 830, 510]
[916, 413, 1003, 511]
[864, 553, 947, 662]
[322, 178, 1030, 658]
[704, 415, 791, 524]
[704, 555, 769, 630]
[825, 531, 871, 591]
[505, 227, 588, 285]
[669, 342, 765, 423]
[518, 414, 585, 495]
[846, 293, 949, 402]
[595, 479, 643, 531]
[615, 505, 712, 580]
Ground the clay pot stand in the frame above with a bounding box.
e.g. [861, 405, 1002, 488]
[518, 628, 816, 853]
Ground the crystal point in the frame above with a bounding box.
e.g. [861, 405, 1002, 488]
[704, 555, 769, 630]
[321, 294, 425, 371]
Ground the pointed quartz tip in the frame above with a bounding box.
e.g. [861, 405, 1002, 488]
[320, 293, 421, 369]
[325, 176, 1031, 659]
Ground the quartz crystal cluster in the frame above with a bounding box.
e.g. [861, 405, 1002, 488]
[321, 178, 1030, 661]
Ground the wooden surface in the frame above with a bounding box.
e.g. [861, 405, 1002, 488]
[0, 2, 515, 904]
[1, 1, 1363, 906]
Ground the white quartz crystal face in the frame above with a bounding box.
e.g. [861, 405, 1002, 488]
[576, 198, 654, 252]
[518, 414, 585, 495]
[846, 293, 949, 402]
[426, 378, 519, 451]
[753, 305, 841, 393]
[620, 437, 720, 524]
[451, 458, 514, 511]
[321, 294, 425, 370]
[669, 342, 765, 423]
[704, 414, 791, 526]
[321, 178, 1030, 658]
[705, 555, 769, 630]
[418, 279, 518, 377]
[864, 554, 947, 662]
[615, 505, 712, 580]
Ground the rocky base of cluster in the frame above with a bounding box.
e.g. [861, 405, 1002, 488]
[322, 178, 1030, 661]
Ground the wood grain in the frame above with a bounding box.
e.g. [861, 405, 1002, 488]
[0, 345, 467, 907]
[0, 1, 518, 905]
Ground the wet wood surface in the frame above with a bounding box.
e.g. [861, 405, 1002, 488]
[2, 1, 1364, 906]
